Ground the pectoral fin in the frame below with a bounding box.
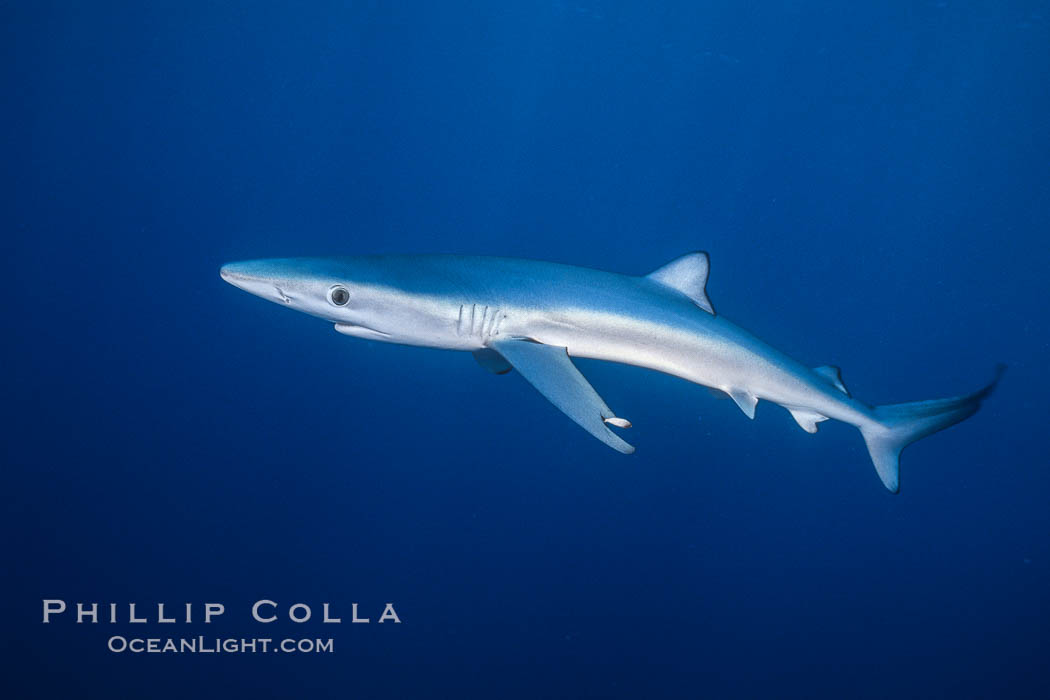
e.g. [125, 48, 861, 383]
[487, 338, 634, 454]
[473, 348, 513, 374]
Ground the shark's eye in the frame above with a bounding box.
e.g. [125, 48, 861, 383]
[328, 286, 350, 306]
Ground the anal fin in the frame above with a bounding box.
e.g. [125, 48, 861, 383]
[787, 407, 829, 434]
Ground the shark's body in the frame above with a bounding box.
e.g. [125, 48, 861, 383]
[221, 252, 1000, 492]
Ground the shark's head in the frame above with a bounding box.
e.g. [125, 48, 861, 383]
[219, 257, 398, 342]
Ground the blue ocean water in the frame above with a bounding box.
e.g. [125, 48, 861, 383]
[4, 1, 1048, 697]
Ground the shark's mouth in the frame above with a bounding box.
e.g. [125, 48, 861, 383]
[273, 285, 292, 304]
[333, 322, 392, 339]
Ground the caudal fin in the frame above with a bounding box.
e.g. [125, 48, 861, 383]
[860, 365, 1005, 493]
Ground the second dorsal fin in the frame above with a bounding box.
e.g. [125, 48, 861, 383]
[646, 252, 715, 315]
[813, 365, 850, 396]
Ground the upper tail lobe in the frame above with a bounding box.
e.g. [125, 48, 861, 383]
[860, 365, 1005, 492]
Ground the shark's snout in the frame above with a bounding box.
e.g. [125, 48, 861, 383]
[219, 263, 243, 285]
[220, 261, 294, 304]
[219, 262, 262, 293]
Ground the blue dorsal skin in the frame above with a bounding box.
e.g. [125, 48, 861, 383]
[220, 253, 1002, 493]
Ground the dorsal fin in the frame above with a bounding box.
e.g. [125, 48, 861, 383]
[646, 252, 715, 315]
[813, 365, 850, 396]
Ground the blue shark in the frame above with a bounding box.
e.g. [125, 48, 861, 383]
[220, 252, 1001, 492]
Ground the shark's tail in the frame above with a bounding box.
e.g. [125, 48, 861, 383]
[860, 365, 1005, 493]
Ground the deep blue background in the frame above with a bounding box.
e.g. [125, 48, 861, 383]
[4, 1, 1048, 697]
